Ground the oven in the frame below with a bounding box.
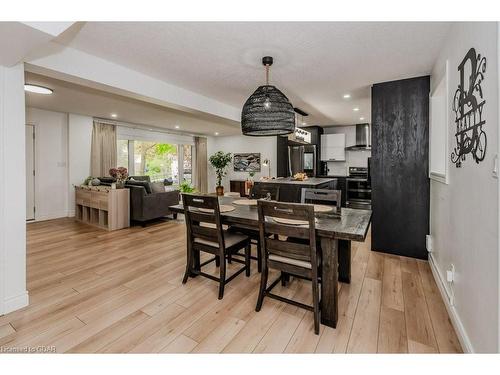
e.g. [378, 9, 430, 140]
[346, 167, 371, 210]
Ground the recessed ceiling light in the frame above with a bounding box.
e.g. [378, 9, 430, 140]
[343, 94, 351, 99]
[301, 122, 307, 126]
[214, 132, 219, 136]
[360, 117, 365, 121]
[175, 125, 180, 129]
[110, 113, 117, 118]
[24, 84, 53, 95]
[353, 107, 359, 112]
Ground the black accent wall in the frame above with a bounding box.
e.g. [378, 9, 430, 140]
[371, 76, 430, 259]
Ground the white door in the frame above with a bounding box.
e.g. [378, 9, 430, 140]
[26, 124, 35, 220]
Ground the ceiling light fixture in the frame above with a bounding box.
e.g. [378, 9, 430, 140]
[110, 113, 117, 118]
[343, 94, 351, 99]
[175, 125, 180, 129]
[214, 132, 219, 136]
[241, 56, 295, 136]
[24, 84, 53, 95]
[353, 107, 360, 112]
[360, 117, 365, 121]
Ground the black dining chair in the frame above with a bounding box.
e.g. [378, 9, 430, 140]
[182, 194, 251, 299]
[250, 184, 280, 201]
[255, 200, 322, 334]
[301, 188, 342, 215]
[229, 186, 280, 273]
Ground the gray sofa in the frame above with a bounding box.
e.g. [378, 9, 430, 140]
[98, 176, 180, 225]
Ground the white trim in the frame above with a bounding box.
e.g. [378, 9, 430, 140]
[428, 253, 474, 353]
[2, 291, 29, 315]
[429, 59, 450, 185]
[29, 210, 70, 222]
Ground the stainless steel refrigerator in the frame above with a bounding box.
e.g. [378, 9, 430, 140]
[288, 144, 316, 177]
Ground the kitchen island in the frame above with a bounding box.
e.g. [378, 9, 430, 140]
[253, 177, 336, 202]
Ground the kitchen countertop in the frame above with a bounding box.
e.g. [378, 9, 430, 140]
[254, 177, 336, 186]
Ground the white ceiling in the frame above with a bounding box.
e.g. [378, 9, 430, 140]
[25, 72, 239, 136]
[55, 22, 452, 126]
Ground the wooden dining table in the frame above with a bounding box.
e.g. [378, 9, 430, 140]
[169, 196, 372, 329]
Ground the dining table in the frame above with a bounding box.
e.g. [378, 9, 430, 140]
[169, 196, 372, 329]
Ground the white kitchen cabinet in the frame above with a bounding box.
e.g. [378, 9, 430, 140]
[321, 134, 346, 161]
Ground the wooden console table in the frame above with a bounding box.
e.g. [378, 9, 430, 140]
[75, 186, 130, 231]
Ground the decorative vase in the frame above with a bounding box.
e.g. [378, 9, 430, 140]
[116, 180, 125, 189]
[216, 186, 224, 196]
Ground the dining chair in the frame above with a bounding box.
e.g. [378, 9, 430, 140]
[230, 185, 280, 273]
[301, 188, 342, 215]
[250, 184, 280, 201]
[256, 200, 322, 334]
[182, 193, 251, 299]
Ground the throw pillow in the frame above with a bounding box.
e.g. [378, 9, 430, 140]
[151, 182, 165, 194]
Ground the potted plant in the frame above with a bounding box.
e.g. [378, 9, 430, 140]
[109, 167, 128, 188]
[209, 151, 232, 196]
[179, 180, 196, 194]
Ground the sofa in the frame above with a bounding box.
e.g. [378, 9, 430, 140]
[98, 176, 180, 225]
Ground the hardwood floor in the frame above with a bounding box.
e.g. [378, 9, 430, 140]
[0, 218, 462, 353]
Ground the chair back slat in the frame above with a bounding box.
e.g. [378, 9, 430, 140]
[301, 188, 341, 214]
[251, 184, 280, 201]
[257, 200, 317, 269]
[265, 237, 311, 262]
[182, 193, 224, 250]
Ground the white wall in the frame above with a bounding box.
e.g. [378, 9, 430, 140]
[26, 107, 69, 221]
[324, 125, 371, 176]
[67, 114, 92, 216]
[206, 135, 277, 193]
[25, 108, 93, 220]
[0, 64, 28, 315]
[429, 22, 499, 352]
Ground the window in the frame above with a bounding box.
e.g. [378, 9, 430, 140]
[133, 141, 178, 183]
[429, 61, 449, 184]
[117, 139, 129, 169]
[182, 145, 193, 184]
[115, 126, 195, 187]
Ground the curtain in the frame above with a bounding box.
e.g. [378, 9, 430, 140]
[194, 136, 208, 193]
[91, 120, 117, 177]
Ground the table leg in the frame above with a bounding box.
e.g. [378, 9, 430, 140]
[320, 237, 338, 328]
[338, 240, 351, 283]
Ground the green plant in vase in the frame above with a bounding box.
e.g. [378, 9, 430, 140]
[179, 180, 196, 194]
[209, 151, 232, 196]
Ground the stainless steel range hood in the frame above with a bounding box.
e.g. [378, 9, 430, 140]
[345, 123, 371, 151]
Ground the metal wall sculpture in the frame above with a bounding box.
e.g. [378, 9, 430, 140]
[451, 47, 487, 167]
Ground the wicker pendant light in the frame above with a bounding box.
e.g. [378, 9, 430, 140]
[241, 56, 295, 136]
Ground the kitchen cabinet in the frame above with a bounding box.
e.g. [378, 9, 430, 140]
[321, 134, 346, 161]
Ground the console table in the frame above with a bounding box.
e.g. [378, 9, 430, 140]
[75, 186, 130, 231]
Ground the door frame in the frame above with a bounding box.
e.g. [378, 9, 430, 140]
[26, 124, 36, 221]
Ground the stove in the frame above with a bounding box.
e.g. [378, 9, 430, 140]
[346, 167, 371, 210]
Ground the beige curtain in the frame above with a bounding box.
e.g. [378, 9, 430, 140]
[91, 120, 117, 177]
[194, 136, 208, 193]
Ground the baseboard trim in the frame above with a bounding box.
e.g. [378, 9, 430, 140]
[31, 211, 69, 222]
[428, 253, 474, 353]
[2, 291, 29, 315]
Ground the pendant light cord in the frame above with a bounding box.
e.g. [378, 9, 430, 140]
[265, 64, 270, 86]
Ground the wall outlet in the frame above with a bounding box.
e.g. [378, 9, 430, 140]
[426, 235, 433, 252]
[446, 264, 455, 283]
